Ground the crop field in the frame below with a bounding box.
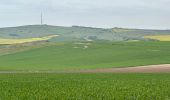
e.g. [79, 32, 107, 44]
[0, 41, 170, 71]
[0, 73, 170, 100]
[0, 35, 58, 45]
[145, 35, 170, 41]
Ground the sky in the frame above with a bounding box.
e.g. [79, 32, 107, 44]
[0, 0, 170, 29]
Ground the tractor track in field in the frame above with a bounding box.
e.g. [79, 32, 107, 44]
[1, 64, 170, 73]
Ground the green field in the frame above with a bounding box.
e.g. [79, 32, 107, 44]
[0, 73, 170, 100]
[0, 41, 170, 71]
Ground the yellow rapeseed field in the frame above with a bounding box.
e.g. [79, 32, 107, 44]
[0, 35, 59, 44]
[144, 35, 170, 41]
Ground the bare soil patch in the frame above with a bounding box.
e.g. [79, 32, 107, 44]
[79, 64, 170, 73]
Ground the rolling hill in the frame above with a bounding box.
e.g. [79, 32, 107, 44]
[0, 25, 170, 42]
[1, 25, 170, 99]
[1, 25, 170, 71]
[1, 41, 170, 71]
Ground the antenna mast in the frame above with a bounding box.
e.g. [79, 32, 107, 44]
[41, 12, 43, 25]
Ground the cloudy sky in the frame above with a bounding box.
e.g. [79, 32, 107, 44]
[0, 0, 170, 29]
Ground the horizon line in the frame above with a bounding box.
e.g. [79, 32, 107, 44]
[0, 24, 169, 30]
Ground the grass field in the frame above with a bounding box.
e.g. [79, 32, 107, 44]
[0, 73, 170, 100]
[0, 41, 170, 71]
[0, 35, 58, 44]
[145, 35, 170, 41]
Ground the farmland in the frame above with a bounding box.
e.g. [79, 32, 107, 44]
[145, 35, 170, 41]
[0, 41, 170, 71]
[0, 73, 170, 99]
[0, 35, 58, 44]
[1, 25, 170, 99]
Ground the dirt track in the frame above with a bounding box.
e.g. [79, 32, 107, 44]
[1, 64, 170, 73]
[80, 64, 170, 73]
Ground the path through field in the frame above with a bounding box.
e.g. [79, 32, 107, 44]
[80, 64, 170, 73]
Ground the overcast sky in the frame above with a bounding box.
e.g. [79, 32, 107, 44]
[0, 0, 170, 29]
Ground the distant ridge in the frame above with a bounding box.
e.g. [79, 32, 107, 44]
[0, 24, 170, 41]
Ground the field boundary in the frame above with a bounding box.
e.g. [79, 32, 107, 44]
[1, 64, 170, 73]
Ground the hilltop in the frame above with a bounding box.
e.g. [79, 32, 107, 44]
[0, 25, 170, 42]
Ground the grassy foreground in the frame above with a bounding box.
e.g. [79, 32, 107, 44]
[0, 73, 170, 100]
[1, 41, 170, 71]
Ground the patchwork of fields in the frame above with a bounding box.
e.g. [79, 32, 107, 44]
[1, 25, 170, 99]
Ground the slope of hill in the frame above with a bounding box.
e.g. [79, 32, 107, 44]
[0, 25, 170, 42]
[1, 41, 170, 71]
